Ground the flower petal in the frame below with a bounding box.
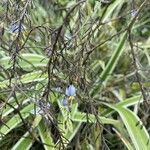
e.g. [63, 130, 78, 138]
[65, 85, 76, 96]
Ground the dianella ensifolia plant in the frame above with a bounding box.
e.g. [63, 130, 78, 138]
[0, 0, 150, 149]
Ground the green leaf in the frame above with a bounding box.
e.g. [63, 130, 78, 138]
[113, 128, 134, 150]
[102, 95, 143, 116]
[63, 122, 82, 147]
[0, 104, 34, 140]
[0, 71, 47, 88]
[72, 111, 120, 126]
[102, 0, 125, 22]
[104, 103, 150, 150]
[11, 132, 34, 150]
[1, 98, 30, 119]
[0, 54, 48, 69]
[11, 115, 42, 150]
[57, 99, 81, 147]
[91, 32, 127, 97]
[38, 120, 55, 150]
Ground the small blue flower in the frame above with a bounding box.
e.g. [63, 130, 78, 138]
[9, 22, 24, 33]
[61, 98, 68, 106]
[131, 9, 137, 17]
[65, 85, 76, 96]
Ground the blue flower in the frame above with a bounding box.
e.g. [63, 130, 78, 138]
[61, 98, 68, 106]
[9, 22, 24, 33]
[131, 9, 137, 17]
[65, 85, 76, 96]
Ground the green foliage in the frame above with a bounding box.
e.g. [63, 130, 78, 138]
[0, 0, 150, 149]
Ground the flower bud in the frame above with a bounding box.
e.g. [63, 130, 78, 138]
[61, 98, 68, 106]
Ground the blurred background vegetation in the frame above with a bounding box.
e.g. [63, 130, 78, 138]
[0, 0, 150, 149]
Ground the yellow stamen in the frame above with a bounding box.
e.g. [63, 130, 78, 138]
[68, 96, 75, 105]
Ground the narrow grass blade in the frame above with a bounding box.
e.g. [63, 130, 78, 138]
[91, 32, 127, 97]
